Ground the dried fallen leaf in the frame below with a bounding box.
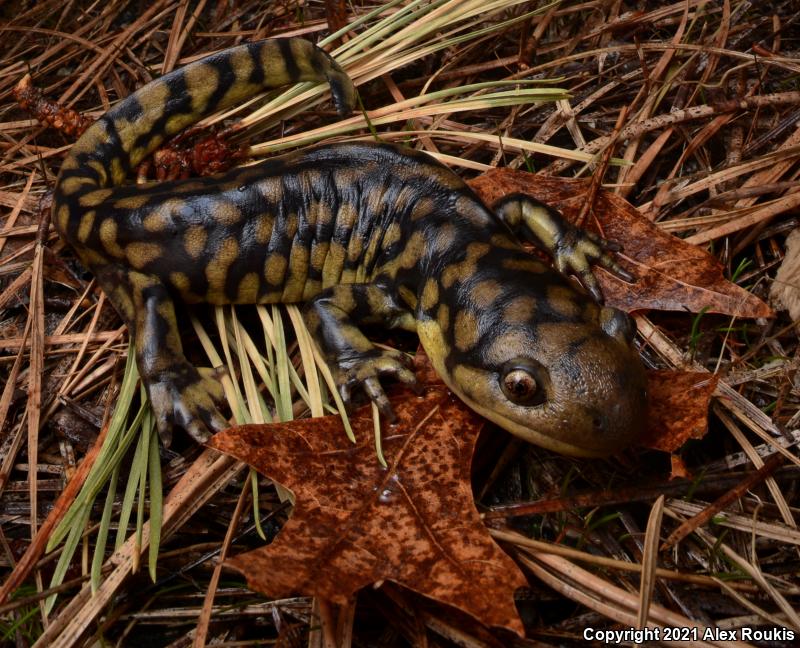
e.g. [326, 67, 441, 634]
[642, 370, 719, 452]
[468, 170, 773, 318]
[770, 227, 800, 321]
[209, 385, 527, 636]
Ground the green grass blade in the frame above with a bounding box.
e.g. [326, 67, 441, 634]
[90, 462, 120, 592]
[147, 421, 162, 582]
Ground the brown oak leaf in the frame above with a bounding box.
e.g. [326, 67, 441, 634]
[642, 370, 719, 452]
[468, 170, 773, 318]
[209, 385, 527, 636]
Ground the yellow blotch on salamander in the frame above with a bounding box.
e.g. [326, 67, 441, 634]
[110, 285, 135, 321]
[335, 202, 357, 231]
[214, 201, 242, 226]
[420, 279, 439, 312]
[170, 272, 191, 294]
[411, 197, 435, 221]
[283, 213, 299, 240]
[501, 257, 548, 274]
[453, 310, 479, 352]
[78, 188, 114, 207]
[228, 48, 256, 90]
[321, 241, 347, 287]
[309, 241, 330, 273]
[490, 233, 521, 250]
[87, 159, 109, 186]
[502, 296, 537, 325]
[437, 303, 450, 333]
[455, 195, 493, 227]
[253, 213, 275, 244]
[206, 238, 239, 301]
[127, 242, 163, 270]
[381, 222, 402, 250]
[56, 205, 70, 233]
[332, 285, 357, 312]
[546, 285, 583, 319]
[77, 211, 96, 243]
[264, 254, 288, 285]
[441, 242, 490, 289]
[113, 81, 169, 164]
[257, 178, 283, 204]
[143, 212, 168, 233]
[99, 219, 125, 258]
[179, 63, 220, 131]
[345, 233, 364, 265]
[184, 226, 208, 258]
[398, 286, 417, 310]
[282, 245, 310, 300]
[429, 165, 467, 191]
[109, 157, 127, 185]
[58, 176, 94, 197]
[430, 222, 456, 255]
[237, 272, 260, 302]
[366, 184, 388, 216]
[395, 231, 426, 271]
[302, 279, 322, 301]
[311, 200, 333, 227]
[470, 279, 503, 309]
[113, 195, 150, 210]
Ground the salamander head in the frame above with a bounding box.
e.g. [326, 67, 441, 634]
[417, 268, 647, 457]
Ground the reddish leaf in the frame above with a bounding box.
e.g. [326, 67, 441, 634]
[670, 454, 692, 480]
[642, 370, 719, 452]
[209, 386, 527, 636]
[468, 170, 773, 318]
[13, 74, 92, 137]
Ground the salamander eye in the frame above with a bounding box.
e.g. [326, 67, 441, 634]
[501, 367, 540, 405]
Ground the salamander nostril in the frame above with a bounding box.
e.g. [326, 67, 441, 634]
[600, 306, 636, 344]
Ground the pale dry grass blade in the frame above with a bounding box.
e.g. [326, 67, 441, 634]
[637, 495, 665, 629]
[517, 551, 751, 648]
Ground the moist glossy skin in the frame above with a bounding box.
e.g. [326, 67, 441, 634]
[52, 38, 647, 456]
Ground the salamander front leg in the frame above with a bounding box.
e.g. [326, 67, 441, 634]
[493, 193, 634, 303]
[118, 271, 227, 445]
[303, 283, 418, 419]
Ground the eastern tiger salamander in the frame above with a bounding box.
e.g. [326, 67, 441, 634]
[52, 38, 646, 457]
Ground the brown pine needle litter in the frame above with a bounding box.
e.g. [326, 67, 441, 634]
[1, 1, 800, 646]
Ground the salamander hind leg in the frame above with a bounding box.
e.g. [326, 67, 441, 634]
[101, 268, 228, 445]
[493, 193, 634, 302]
[302, 283, 418, 420]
